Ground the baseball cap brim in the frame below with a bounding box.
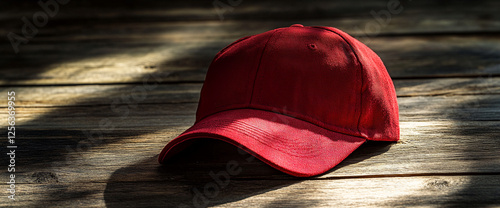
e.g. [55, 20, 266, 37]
[158, 108, 365, 177]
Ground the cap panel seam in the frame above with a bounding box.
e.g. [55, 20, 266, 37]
[249, 28, 281, 104]
[310, 26, 365, 137]
[216, 35, 253, 60]
[196, 35, 255, 123]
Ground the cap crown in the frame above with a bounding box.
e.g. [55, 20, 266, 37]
[196, 25, 399, 141]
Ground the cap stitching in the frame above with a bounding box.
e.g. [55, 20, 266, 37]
[198, 106, 366, 140]
[310, 26, 365, 137]
[194, 119, 324, 158]
[248, 104, 361, 138]
[249, 28, 281, 104]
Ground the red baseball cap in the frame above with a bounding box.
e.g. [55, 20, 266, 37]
[158, 24, 399, 177]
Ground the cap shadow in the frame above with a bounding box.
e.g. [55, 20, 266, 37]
[104, 137, 397, 207]
[327, 140, 395, 173]
[104, 139, 300, 207]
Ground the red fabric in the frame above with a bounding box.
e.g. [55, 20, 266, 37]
[316, 26, 400, 141]
[159, 109, 365, 177]
[159, 24, 399, 177]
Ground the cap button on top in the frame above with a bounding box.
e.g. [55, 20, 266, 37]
[290, 24, 304, 27]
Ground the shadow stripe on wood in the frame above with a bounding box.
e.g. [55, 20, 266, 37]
[1, 77, 499, 107]
[2, 35, 500, 84]
[1, 175, 498, 207]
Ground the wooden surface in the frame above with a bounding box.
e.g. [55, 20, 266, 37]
[1, 0, 500, 207]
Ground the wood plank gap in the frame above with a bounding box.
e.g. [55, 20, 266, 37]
[316, 172, 500, 181]
[1, 101, 199, 108]
[11, 172, 500, 185]
[1, 74, 499, 87]
[0, 80, 205, 87]
[372, 30, 500, 38]
[392, 74, 500, 80]
[398, 92, 500, 98]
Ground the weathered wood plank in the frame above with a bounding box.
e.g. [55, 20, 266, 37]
[395, 77, 500, 97]
[1, 93, 500, 128]
[0, 77, 499, 107]
[2, 175, 499, 207]
[106, 175, 500, 207]
[2, 28, 500, 85]
[0, 94, 499, 183]
[0, 83, 203, 107]
[4, 119, 500, 184]
[3, 15, 500, 43]
[2, 35, 500, 85]
[2, 119, 499, 181]
[2, 0, 500, 32]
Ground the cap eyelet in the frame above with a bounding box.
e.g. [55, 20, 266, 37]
[308, 44, 317, 50]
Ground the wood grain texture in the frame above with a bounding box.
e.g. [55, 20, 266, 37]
[0, 77, 499, 107]
[1, 0, 499, 207]
[0, 94, 499, 181]
[2, 35, 500, 85]
[2, 85, 498, 206]
[1, 0, 500, 32]
[2, 175, 499, 207]
[2, 0, 500, 85]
